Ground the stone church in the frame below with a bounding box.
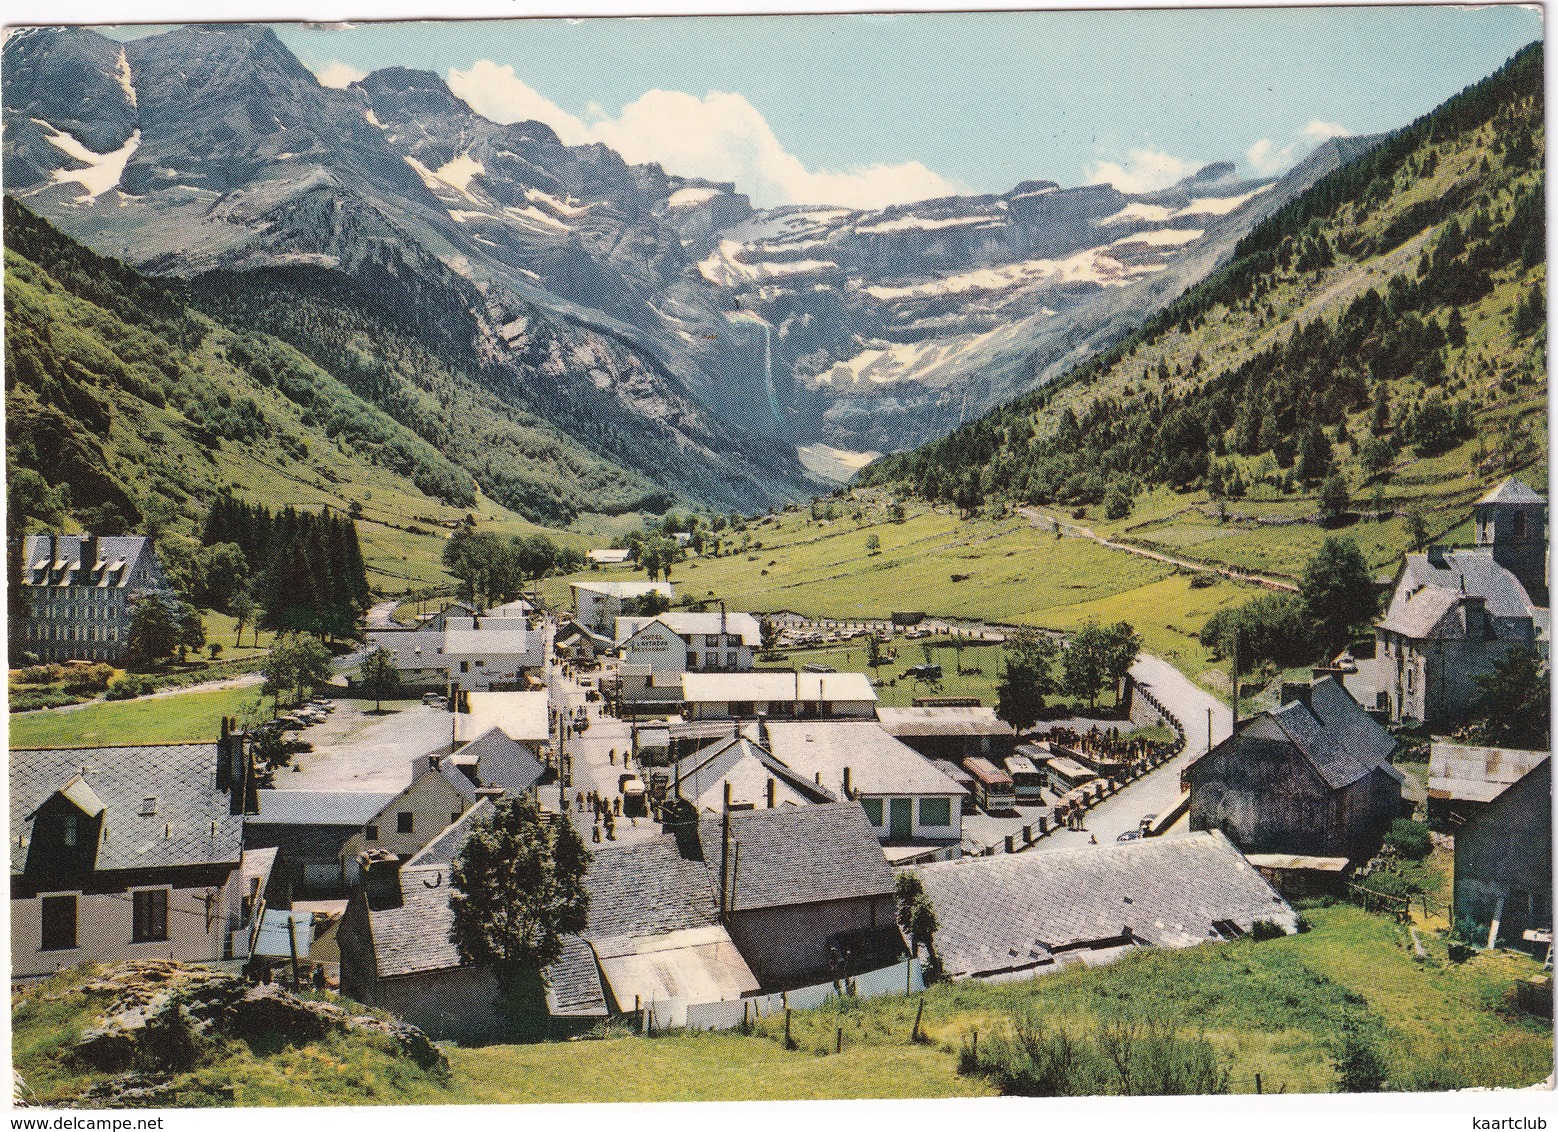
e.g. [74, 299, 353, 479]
[1375, 478, 1548, 727]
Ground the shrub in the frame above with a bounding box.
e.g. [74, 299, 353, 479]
[105, 673, 156, 700]
[16, 664, 64, 685]
[969, 1013, 1229, 1097]
[1385, 818, 1431, 860]
[1333, 1022, 1388, 1092]
[62, 663, 114, 694]
[1250, 920, 1287, 941]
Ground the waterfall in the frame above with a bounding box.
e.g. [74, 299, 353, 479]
[761, 321, 784, 428]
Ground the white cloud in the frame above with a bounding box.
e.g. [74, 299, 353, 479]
[1084, 148, 1202, 194]
[447, 59, 962, 211]
[312, 60, 366, 89]
[1246, 119, 1352, 176]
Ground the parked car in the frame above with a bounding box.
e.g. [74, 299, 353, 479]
[1117, 830, 1142, 842]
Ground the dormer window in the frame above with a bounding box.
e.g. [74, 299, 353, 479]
[1514, 512, 1528, 539]
[62, 816, 78, 848]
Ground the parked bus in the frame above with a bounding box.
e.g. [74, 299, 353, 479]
[962, 756, 1017, 813]
[1004, 754, 1046, 803]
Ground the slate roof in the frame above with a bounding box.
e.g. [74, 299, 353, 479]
[697, 802, 895, 912]
[764, 721, 967, 797]
[545, 934, 609, 1017]
[406, 798, 494, 868]
[442, 626, 543, 666]
[583, 836, 722, 939]
[250, 790, 398, 827]
[670, 735, 835, 813]
[1380, 550, 1539, 639]
[682, 671, 877, 705]
[362, 864, 465, 978]
[1478, 477, 1546, 505]
[915, 832, 1296, 980]
[365, 630, 447, 670]
[615, 611, 763, 647]
[20, 534, 156, 588]
[1194, 677, 1396, 792]
[11, 744, 244, 875]
[454, 727, 546, 794]
[876, 706, 1017, 739]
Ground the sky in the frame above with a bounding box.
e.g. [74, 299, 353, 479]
[81, 5, 1547, 210]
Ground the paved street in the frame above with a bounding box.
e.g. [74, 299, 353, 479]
[545, 648, 661, 847]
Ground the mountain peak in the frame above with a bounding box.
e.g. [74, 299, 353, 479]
[359, 66, 474, 122]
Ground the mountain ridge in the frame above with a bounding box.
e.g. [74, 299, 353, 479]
[3, 21, 1362, 482]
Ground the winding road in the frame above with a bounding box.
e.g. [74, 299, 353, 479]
[1016, 506, 1299, 593]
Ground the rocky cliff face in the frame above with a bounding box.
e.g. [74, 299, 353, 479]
[4, 22, 1377, 490]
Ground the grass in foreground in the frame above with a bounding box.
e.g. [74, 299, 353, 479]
[14, 907, 1548, 1107]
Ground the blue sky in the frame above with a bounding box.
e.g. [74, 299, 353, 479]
[103, 6, 1544, 209]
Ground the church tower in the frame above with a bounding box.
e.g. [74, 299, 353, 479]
[1474, 478, 1548, 603]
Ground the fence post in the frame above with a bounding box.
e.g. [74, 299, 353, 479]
[1256, 1073, 1262, 1095]
[785, 1008, 794, 1049]
[911, 998, 925, 1042]
[971, 1027, 978, 1066]
[836, 1027, 843, 1054]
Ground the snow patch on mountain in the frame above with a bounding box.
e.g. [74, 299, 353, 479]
[862, 246, 1159, 301]
[434, 153, 485, 198]
[856, 214, 996, 235]
[1100, 202, 1176, 225]
[698, 240, 837, 286]
[1110, 228, 1204, 247]
[668, 186, 724, 209]
[115, 48, 137, 108]
[34, 121, 142, 203]
[525, 186, 591, 217]
[1175, 185, 1271, 216]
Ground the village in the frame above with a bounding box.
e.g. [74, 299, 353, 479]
[8, 478, 1551, 1055]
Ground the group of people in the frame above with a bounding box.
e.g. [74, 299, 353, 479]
[577, 789, 622, 842]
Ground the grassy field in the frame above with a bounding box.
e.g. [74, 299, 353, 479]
[549, 504, 1259, 690]
[16, 905, 1548, 1106]
[7, 684, 264, 749]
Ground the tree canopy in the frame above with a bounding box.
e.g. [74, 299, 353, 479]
[996, 629, 1059, 734]
[449, 796, 590, 1017]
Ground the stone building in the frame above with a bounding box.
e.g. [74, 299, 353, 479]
[13, 534, 169, 663]
[1185, 677, 1402, 861]
[1454, 757, 1551, 951]
[1375, 478, 1548, 726]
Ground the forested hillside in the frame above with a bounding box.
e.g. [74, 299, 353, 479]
[2, 199, 695, 537]
[865, 43, 1546, 524]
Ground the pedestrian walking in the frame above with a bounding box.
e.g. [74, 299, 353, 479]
[613, 796, 622, 816]
[592, 823, 602, 844]
[609, 748, 616, 765]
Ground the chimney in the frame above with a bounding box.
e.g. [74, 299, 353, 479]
[1280, 682, 1313, 711]
[1427, 545, 1449, 568]
[475, 786, 505, 802]
[84, 534, 99, 579]
[843, 766, 853, 799]
[216, 717, 232, 792]
[1462, 595, 1488, 638]
[358, 850, 404, 911]
[719, 788, 733, 916]
[766, 777, 776, 808]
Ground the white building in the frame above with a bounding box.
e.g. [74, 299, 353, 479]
[571, 581, 673, 632]
[681, 671, 878, 722]
[763, 721, 965, 855]
[366, 617, 544, 693]
[615, 611, 763, 677]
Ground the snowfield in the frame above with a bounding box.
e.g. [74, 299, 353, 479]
[667, 186, 724, 209]
[35, 121, 142, 203]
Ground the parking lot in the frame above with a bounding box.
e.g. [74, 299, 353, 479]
[269, 697, 456, 793]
